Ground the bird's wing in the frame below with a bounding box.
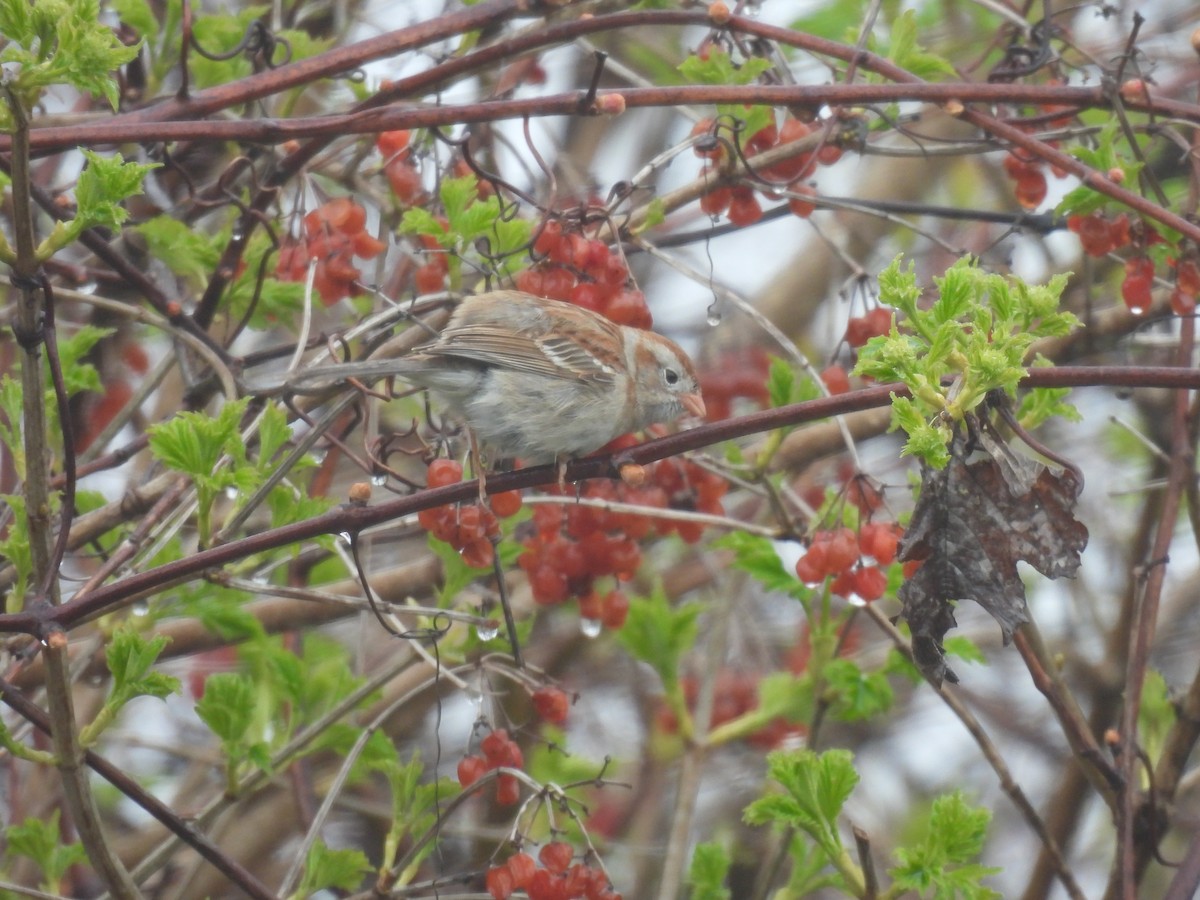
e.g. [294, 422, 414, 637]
[419, 324, 619, 384]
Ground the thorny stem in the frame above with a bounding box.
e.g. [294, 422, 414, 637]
[865, 606, 1086, 900]
[0, 365, 1196, 640]
[1110, 314, 1197, 897]
[5, 90, 141, 898]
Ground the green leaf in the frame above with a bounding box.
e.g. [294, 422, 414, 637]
[296, 840, 371, 895]
[886, 10, 957, 81]
[111, 0, 157, 36]
[0, 493, 33, 606]
[106, 628, 179, 700]
[768, 357, 797, 408]
[55, 325, 110, 396]
[1139, 668, 1174, 763]
[687, 842, 732, 900]
[714, 532, 808, 599]
[856, 255, 1078, 466]
[135, 215, 223, 285]
[616, 588, 700, 689]
[823, 659, 893, 721]
[744, 748, 857, 848]
[148, 397, 249, 481]
[679, 49, 772, 86]
[757, 671, 814, 723]
[195, 671, 255, 744]
[6, 811, 88, 891]
[889, 792, 1001, 898]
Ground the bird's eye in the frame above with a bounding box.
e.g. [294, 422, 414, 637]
[664, 367, 680, 385]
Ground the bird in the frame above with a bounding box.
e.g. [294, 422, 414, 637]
[284, 290, 706, 466]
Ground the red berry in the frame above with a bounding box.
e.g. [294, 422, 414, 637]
[726, 188, 763, 226]
[530, 565, 569, 606]
[820, 364, 850, 394]
[601, 591, 630, 629]
[823, 528, 860, 574]
[414, 262, 446, 293]
[1176, 259, 1200, 297]
[570, 281, 607, 312]
[851, 565, 887, 601]
[1014, 172, 1047, 209]
[605, 290, 652, 328]
[859, 522, 900, 565]
[817, 142, 843, 165]
[477, 734, 511, 768]
[691, 118, 723, 159]
[489, 489, 523, 518]
[578, 590, 604, 621]
[376, 129, 411, 159]
[844, 315, 872, 348]
[457, 754, 487, 788]
[1108, 213, 1132, 249]
[1122, 257, 1155, 314]
[507, 853, 537, 888]
[787, 184, 817, 218]
[532, 686, 570, 725]
[534, 221, 563, 257]
[795, 551, 825, 584]
[539, 841, 574, 875]
[865, 305, 893, 338]
[486, 865, 515, 900]
[427, 459, 463, 487]
[1171, 288, 1197, 316]
[385, 159, 422, 202]
[495, 773, 521, 806]
[700, 185, 732, 215]
[460, 538, 495, 569]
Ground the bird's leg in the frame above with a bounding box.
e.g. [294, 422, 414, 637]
[468, 431, 488, 504]
[555, 456, 571, 494]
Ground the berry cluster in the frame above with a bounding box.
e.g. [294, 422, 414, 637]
[1121, 256, 1156, 316]
[793, 522, 902, 603]
[518, 454, 728, 619]
[844, 306, 894, 349]
[1065, 211, 1131, 258]
[456, 728, 523, 806]
[697, 346, 770, 421]
[275, 197, 387, 305]
[377, 129, 422, 205]
[1001, 151, 1059, 210]
[485, 844, 622, 900]
[693, 113, 842, 225]
[656, 670, 805, 750]
[1170, 258, 1200, 316]
[417, 460, 523, 568]
[1067, 210, 1199, 316]
[514, 220, 652, 328]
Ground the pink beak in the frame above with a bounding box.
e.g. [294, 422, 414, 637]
[682, 392, 707, 420]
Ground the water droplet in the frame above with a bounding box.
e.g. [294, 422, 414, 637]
[580, 618, 602, 638]
[371, 473, 387, 486]
[132, 601, 149, 616]
[1128, 304, 1147, 316]
[224, 486, 239, 500]
[78, 281, 99, 295]
[338, 531, 353, 545]
[847, 594, 867, 608]
[475, 621, 500, 641]
[706, 311, 722, 327]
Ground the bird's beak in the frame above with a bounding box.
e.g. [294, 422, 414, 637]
[682, 392, 707, 420]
